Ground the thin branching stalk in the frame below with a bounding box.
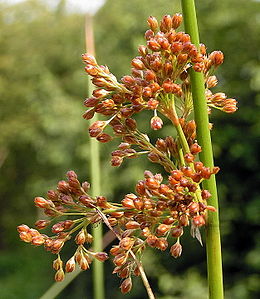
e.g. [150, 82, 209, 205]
[85, 14, 105, 299]
[181, 1, 224, 298]
[92, 205, 155, 299]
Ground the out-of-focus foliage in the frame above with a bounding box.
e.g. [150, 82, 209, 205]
[0, 0, 259, 298]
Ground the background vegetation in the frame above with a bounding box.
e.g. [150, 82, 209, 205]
[0, 0, 259, 298]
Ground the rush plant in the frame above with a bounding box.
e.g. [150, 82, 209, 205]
[17, 8, 237, 299]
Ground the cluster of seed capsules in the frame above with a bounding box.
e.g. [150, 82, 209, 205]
[83, 13, 237, 145]
[18, 161, 216, 293]
[17, 171, 109, 282]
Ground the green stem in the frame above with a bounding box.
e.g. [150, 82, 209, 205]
[181, 1, 224, 299]
[86, 14, 104, 299]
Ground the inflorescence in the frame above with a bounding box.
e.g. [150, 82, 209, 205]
[18, 14, 237, 294]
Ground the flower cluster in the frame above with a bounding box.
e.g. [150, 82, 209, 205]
[82, 14, 237, 146]
[18, 13, 238, 296]
[18, 171, 109, 282]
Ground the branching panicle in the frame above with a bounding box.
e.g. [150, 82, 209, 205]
[18, 13, 237, 296]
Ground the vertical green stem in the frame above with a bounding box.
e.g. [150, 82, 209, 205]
[181, 1, 224, 299]
[85, 14, 105, 299]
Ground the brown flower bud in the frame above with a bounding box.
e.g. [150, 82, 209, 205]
[120, 277, 132, 294]
[113, 253, 128, 267]
[125, 221, 140, 229]
[179, 214, 189, 226]
[147, 16, 158, 32]
[147, 39, 161, 51]
[131, 58, 145, 70]
[146, 235, 158, 247]
[150, 116, 163, 130]
[65, 257, 76, 273]
[162, 15, 172, 31]
[184, 153, 195, 163]
[31, 235, 45, 246]
[53, 257, 63, 271]
[193, 215, 206, 227]
[34, 197, 50, 209]
[55, 269, 65, 282]
[82, 53, 97, 66]
[209, 51, 224, 66]
[17, 224, 30, 233]
[96, 133, 112, 143]
[170, 242, 182, 258]
[94, 252, 109, 262]
[19, 231, 32, 243]
[138, 45, 148, 56]
[119, 237, 135, 250]
[75, 230, 86, 245]
[84, 65, 98, 76]
[171, 226, 183, 238]
[156, 224, 170, 236]
[172, 13, 182, 29]
[83, 108, 95, 120]
[156, 238, 168, 251]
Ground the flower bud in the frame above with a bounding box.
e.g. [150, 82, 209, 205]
[131, 58, 145, 70]
[113, 253, 128, 266]
[171, 226, 183, 238]
[119, 237, 134, 250]
[55, 269, 65, 282]
[172, 13, 183, 29]
[34, 197, 50, 209]
[170, 242, 182, 258]
[120, 277, 132, 294]
[125, 221, 140, 229]
[156, 224, 170, 236]
[19, 231, 32, 243]
[147, 16, 158, 32]
[17, 224, 30, 233]
[150, 116, 163, 130]
[53, 257, 63, 271]
[65, 257, 76, 273]
[209, 51, 224, 66]
[156, 238, 168, 251]
[193, 215, 205, 227]
[31, 235, 45, 246]
[75, 229, 86, 245]
[94, 252, 109, 262]
[82, 53, 97, 66]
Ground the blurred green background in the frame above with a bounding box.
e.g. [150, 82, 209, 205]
[0, 0, 259, 298]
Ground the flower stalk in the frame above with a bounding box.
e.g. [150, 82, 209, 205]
[85, 13, 105, 299]
[181, 0, 224, 298]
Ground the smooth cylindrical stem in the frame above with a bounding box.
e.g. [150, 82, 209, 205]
[85, 14, 105, 299]
[181, 1, 224, 298]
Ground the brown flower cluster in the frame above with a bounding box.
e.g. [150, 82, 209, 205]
[82, 14, 237, 146]
[17, 170, 109, 282]
[17, 13, 238, 296]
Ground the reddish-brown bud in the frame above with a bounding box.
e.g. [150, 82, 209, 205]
[150, 116, 163, 130]
[193, 215, 206, 227]
[171, 226, 183, 238]
[172, 13, 182, 29]
[94, 252, 109, 262]
[75, 229, 86, 245]
[120, 277, 132, 294]
[17, 224, 30, 233]
[147, 16, 158, 32]
[125, 221, 140, 229]
[65, 257, 76, 273]
[209, 51, 224, 66]
[179, 214, 189, 226]
[156, 224, 170, 236]
[170, 242, 182, 258]
[55, 269, 65, 282]
[201, 189, 211, 200]
[34, 197, 50, 209]
[82, 53, 97, 66]
[119, 237, 134, 250]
